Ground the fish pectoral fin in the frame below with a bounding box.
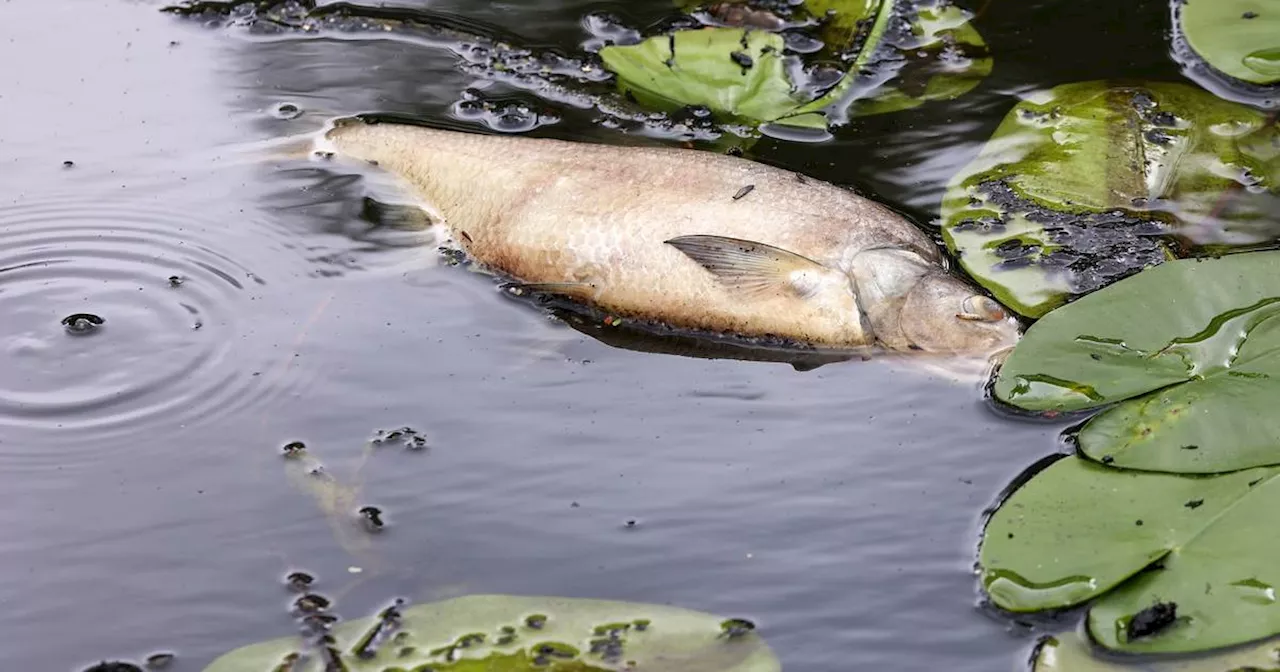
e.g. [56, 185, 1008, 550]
[665, 235, 828, 297]
[503, 281, 600, 303]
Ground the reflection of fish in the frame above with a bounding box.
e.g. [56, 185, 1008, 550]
[319, 118, 1020, 357]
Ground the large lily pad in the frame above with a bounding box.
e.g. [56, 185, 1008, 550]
[1176, 0, 1280, 86]
[941, 81, 1278, 318]
[993, 251, 1280, 474]
[1031, 630, 1280, 671]
[980, 455, 1280, 654]
[202, 594, 781, 671]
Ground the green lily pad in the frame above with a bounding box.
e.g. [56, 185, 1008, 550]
[604, 1, 991, 132]
[804, 0, 880, 51]
[994, 251, 1280, 474]
[599, 27, 823, 128]
[202, 594, 781, 671]
[941, 81, 1278, 318]
[980, 454, 1280, 654]
[836, 1, 993, 118]
[1031, 630, 1280, 671]
[1177, 0, 1280, 86]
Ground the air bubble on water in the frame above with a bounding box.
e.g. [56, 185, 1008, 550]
[61, 313, 105, 335]
[271, 102, 303, 120]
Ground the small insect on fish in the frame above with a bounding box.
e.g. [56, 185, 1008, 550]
[315, 118, 1021, 359]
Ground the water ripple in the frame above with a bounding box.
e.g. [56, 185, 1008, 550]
[0, 196, 319, 456]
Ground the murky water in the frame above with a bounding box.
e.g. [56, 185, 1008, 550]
[0, 0, 1232, 669]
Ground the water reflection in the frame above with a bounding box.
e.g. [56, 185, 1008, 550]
[0, 0, 1219, 671]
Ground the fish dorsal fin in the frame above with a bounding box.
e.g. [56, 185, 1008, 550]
[665, 235, 829, 297]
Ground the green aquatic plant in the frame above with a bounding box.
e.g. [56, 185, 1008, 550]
[201, 594, 780, 671]
[599, 27, 828, 130]
[994, 251, 1280, 474]
[981, 454, 1280, 655]
[598, 0, 991, 132]
[1175, 0, 1280, 86]
[1031, 629, 1280, 670]
[941, 81, 1278, 318]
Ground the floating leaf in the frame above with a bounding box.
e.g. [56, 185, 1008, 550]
[980, 455, 1280, 654]
[994, 251, 1280, 473]
[610, 1, 991, 131]
[942, 81, 1278, 317]
[1031, 630, 1280, 671]
[202, 594, 780, 671]
[842, 1, 993, 117]
[599, 28, 813, 125]
[1175, 0, 1280, 86]
[800, 0, 880, 58]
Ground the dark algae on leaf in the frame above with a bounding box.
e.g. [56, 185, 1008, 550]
[943, 81, 1278, 318]
[201, 594, 781, 671]
[1125, 601, 1177, 641]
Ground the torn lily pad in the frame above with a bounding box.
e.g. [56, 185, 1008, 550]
[600, 0, 992, 133]
[980, 454, 1280, 654]
[820, 0, 993, 119]
[1031, 630, 1280, 671]
[942, 81, 1278, 317]
[201, 594, 780, 671]
[994, 251, 1280, 474]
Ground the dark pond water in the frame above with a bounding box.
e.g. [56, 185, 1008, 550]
[0, 0, 1238, 669]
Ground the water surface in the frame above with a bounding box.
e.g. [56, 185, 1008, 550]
[0, 0, 1196, 669]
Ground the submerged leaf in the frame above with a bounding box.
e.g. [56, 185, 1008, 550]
[1176, 0, 1280, 86]
[980, 455, 1280, 654]
[994, 251, 1280, 473]
[844, 1, 993, 117]
[942, 81, 1278, 317]
[1031, 630, 1280, 670]
[202, 594, 780, 671]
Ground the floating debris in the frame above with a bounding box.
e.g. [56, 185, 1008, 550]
[371, 426, 428, 451]
[61, 313, 105, 335]
[285, 570, 315, 592]
[82, 662, 142, 672]
[720, 618, 757, 639]
[358, 505, 385, 531]
[272, 102, 302, 119]
[1126, 601, 1178, 640]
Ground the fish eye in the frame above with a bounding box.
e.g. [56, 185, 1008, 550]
[958, 295, 1006, 322]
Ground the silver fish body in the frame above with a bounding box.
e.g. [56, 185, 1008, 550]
[320, 119, 1020, 356]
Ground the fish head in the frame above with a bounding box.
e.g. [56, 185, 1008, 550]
[851, 248, 1021, 357]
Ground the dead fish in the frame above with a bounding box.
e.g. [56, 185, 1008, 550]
[317, 119, 1020, 357]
